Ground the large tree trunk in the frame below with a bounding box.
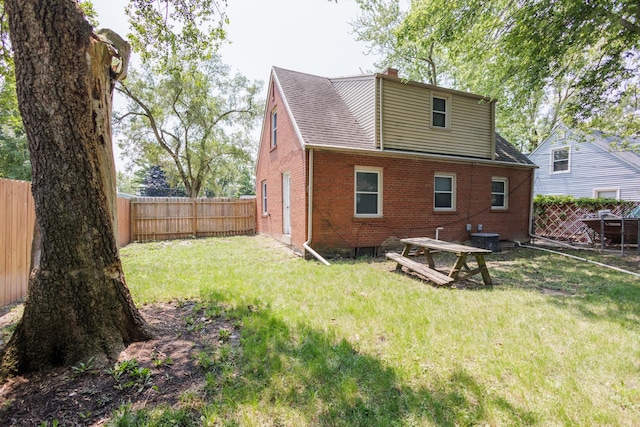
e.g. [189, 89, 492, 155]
[1, 0, 152, 375]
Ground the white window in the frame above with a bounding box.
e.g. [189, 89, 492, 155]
[431, 93, 451, 129]
[355, 167, 383, 217]
[594, 188, 620, 200]
[271, 110, 277, 148]
[491, 177, 508, 209]
[261, 180, 268, 214]
[551, 146, 570, 173]
[434, 173, 456, 210]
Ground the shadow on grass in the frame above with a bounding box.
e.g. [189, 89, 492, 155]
[210, 291, 538, 426]
[491, 247, 640, 329]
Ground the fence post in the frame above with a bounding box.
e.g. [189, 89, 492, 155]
[192, 199, 197, 238]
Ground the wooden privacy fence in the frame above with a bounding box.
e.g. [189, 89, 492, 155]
[1, 178, 133, 306]
[1, 181, 256, 306]
[0, 179, 36, 307]
[130, 197, 256, 242]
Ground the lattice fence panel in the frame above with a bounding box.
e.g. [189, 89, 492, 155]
[534, 202, 639, 244]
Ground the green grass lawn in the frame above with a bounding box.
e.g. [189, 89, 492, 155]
[121, 235, 640, 426]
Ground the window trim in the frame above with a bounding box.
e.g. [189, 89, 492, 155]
[354, 166, 383, 218]
[434, 173, 456, 211]
[431, 92, 451, 130]
[550, 146, 570, 174]
[261, 180, 268, 215]
[270, 109, 278, 149]
[593, 188, 620, 200]
[491, 177, 509, 210]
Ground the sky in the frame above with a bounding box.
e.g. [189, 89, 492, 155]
[93, 0, 382, 171]
[93, 0, 381, 83]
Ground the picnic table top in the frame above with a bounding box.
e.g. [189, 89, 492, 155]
[400, 237, 492, 254]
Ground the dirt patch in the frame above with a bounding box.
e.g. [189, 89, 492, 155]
[0, 301, 239, 426]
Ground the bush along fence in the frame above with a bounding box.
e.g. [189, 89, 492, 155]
[533, 195, 640, 245]
[1, 178, 257, 306]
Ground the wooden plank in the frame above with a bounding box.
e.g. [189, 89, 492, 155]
[0, 179, 8, 306]
[401, 237, 492, 254]
[0, 178, 36, 306]
[386, 252, 454, 285]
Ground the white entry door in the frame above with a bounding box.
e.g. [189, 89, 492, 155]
[282, 171, 291, 236]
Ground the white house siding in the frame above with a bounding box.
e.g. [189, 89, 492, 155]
[377, 79, 493, 159]
[529, 131, 640, 202]
[332, 77, 376, 144]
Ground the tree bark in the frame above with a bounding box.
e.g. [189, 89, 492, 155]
[1, 0, 152, 375]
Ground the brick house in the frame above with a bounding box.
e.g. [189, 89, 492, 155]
[255, 66, 536, 258]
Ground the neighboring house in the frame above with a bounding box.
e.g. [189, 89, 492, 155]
[529, 128, 640, 201]
[255, 67, 536, 258]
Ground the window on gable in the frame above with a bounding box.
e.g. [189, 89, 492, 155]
[434, 173, 456, 210]
[551, 146, 570, 173]
[271, 110, 278, 148]
[261, 180, 268, 214]
[355, 167, 383, 217]
[431, 93, 451, 129]
[491, 177, 508, 209]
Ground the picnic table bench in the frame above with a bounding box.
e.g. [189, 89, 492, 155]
[386, 237, 493, 286]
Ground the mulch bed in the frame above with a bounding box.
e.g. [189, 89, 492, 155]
[0, 301, 237, 426]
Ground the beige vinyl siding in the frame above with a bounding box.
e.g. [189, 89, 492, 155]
[333, 77, 376, 143]
[379, 79, 493, 159]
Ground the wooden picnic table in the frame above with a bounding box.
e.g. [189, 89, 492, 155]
[386, 237, 493, 286]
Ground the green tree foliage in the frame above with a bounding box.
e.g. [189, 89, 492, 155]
[116, 54, 262, 198]
[353, 0, 640, 151]
[116, 0, 260, 198]
[139, 165, 186, 197]
[126, 0, 228, 68]
[0, 70, 29, 180]
[0, 0, 97, 180]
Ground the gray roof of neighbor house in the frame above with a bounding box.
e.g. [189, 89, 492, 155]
[592, 132, 640, 170]
[272, 66, 534, 166]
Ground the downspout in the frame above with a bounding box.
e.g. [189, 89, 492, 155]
[378, 77, 384, 150]
[303, 149, 331, 265]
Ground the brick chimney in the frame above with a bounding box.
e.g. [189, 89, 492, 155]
[382, 67, 399, 78]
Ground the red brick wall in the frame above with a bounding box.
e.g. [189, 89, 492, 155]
[256, 77, 534, 257]
[309, 150, 533, 257]
[255, 80, 307, 252]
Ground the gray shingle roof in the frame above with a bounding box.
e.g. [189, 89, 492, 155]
[273, 67, 373, 150]
[273, 66, 533, 166]
[495, 133, 535, 165]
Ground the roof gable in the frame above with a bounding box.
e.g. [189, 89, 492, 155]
[530, 128, 640, 171]
[273, 67, 373, 150]
[271, 66, 533, 167]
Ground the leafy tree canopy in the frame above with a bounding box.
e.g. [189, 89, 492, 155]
[0, 68, 28, 180]
[126, 0, 228, 70]
[139, 165, 186, 197]
[353, 0, 640, 151]
[116, 53, 262, 198]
